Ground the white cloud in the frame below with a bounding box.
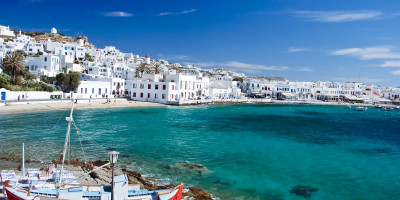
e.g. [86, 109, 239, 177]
[291, 10, 382, 22]
[103, 11, 133, 17]
[380, 61, 400, 68]
[159, 9, 196, 16]
[185, 61, 288, 72]
[288, 47, 307, 53]
[298, 67, 313, 72]
[158, 54, 190, 61]
[391, 70, 400, 75]
[334, 77, 386, 83]
[224, 61, 289, 71]
[329, 46, 400, 60]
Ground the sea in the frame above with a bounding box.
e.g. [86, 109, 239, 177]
[1, 104, 400, 200]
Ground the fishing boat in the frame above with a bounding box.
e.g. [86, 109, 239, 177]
[382, 107, 394, 111]
[356, 106, 367, 111]
[4, 95, 184, 200]
[374, 104, 383, 108]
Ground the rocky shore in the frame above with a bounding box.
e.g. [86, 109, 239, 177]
[0, 157, 213, 200]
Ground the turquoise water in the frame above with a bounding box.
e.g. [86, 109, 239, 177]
[1, 104, 400, 199]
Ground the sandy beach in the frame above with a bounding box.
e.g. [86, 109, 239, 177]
[0, 99, 165, 114]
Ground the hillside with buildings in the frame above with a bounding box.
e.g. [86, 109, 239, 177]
[0, 24, 399, 105]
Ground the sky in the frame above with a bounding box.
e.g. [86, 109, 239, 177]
[2, 0, 400, 86]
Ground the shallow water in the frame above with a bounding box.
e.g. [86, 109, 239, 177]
[1, 104, 400, 199]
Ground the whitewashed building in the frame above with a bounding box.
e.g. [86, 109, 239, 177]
[129, 74, 178, 104]
[0, 25, 15, 37]
[27, 55, 61, 77]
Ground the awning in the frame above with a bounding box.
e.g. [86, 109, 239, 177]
[379, 98, 391, 102]
[282, 92, 295, 97]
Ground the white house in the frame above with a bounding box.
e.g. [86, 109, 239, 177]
[51, 27, 57, 34]
[129, 74, 178, 104]
[76, 80, 111, 99]
[0, 25, 15, 37]
[27, 55, 61, 77]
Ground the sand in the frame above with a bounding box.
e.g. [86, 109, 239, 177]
[0, 99, 165, 114]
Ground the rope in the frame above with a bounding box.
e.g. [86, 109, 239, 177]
[72, 122, 109, 154]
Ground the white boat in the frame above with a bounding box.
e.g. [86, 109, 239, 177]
[0, 170, 18, 187]
[4, 95, 184, 200]
[356, 106, 367, 111]
[374, 104, 383, 108]
[382, 107, 394, 111]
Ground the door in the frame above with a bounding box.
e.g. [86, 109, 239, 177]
[1, 92, 5, 100]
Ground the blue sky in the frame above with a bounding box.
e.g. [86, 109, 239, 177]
[2, 0, 400, 86]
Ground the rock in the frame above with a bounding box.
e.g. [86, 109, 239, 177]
[169, 162, 212, 176]
[183, 187, 213, 200]
[179, 162, 207, 170]
[290, 185, 319, 198]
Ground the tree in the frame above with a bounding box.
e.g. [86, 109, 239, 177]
[2, 51, 26, 84]
[33, 51, 43, 57]
[135, 63, 149, 78]
[233, 77, 243, 83]
[55, 71, 81, 92]
[153, 64, 162, 74]
[84, 53, 94, 62]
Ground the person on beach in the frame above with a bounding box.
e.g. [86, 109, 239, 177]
[53, 159, 58, 168]
[60, 153, 63, 163]
[18, 95, 20, 101]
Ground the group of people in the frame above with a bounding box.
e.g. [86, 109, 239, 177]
[17, 94, 27, 101]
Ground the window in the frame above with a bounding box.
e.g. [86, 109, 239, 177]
[133, 84, 136, 89]
[163, 85, 166, 90]
[172, 85, 174, 90]
[148, 84, 151, 89]
[92, 88, 94, 94]
[105, 88, 108, 94]
[99, 88, 101, 95]
[81, 88, 83, 94]
[89, 68, 92, 71]
[140, 84, 144, 89]
[133, 92, 136, 97]
[140, 93, 143, 98]
[155, 93, 158, 98]
[148, 93, 150, 98]
[44, 57, 47, 61]
[172, 94, 174, 99]
[155, 85, 159, 90]
[114, 82, 116, 86]
[65, 47, 67, 50]
[85, 88, 87, 94]
[162, 94, 166, 99]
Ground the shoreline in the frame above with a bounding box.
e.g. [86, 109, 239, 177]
[0, 98, 165, 114]
[1, 98, 397, 114]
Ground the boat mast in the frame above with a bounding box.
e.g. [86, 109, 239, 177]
[57, 93, 75, 192]
[22, 143, 25, 178]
